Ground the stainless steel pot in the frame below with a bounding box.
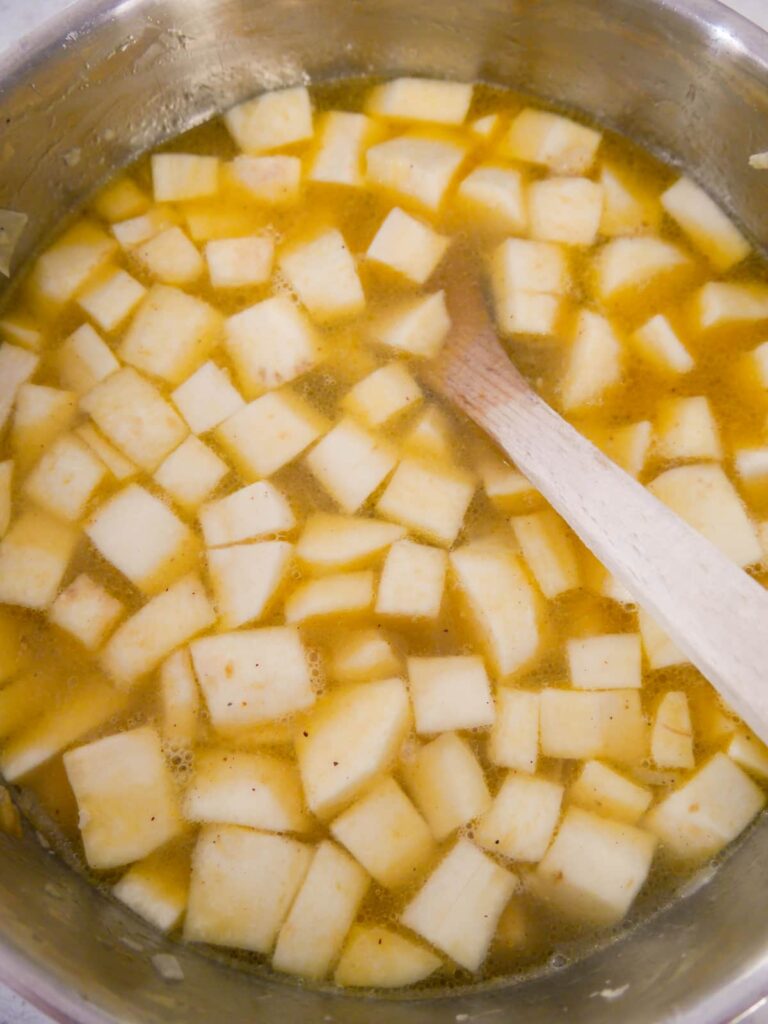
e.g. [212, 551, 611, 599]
[2, 0, 768, 1020]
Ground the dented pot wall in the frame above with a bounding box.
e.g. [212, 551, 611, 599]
[2, 0, 768, 1021]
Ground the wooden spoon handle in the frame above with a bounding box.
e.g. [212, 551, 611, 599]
[428, 271, 768, 744]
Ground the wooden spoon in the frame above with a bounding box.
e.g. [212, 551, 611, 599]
[427, 257, 768, 745]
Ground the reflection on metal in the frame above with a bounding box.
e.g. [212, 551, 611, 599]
[0, 210, 27, 277]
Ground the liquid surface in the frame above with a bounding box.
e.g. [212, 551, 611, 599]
[0, 77, 768, 992]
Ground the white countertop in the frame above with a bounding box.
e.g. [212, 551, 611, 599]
[0, 0, 767, 1020]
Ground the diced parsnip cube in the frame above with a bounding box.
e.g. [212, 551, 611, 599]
[135, 226, 205, 285]
[64, 726, 181, 869]
[229, 155, 302, 203]
[335, 925, 441, 988]
[29, 221, 116, 309]
[529, 177, 603, 246]
[331, 777, 435, 888]
[567, 633, 642, 690]
[160, 648, 200, 748]
[638, 608, 688, 670]
[401, 838, 517, 970]
[285, 570, 374, 624]
[199, 481, 295, 547]
[539, 689, 647, 763]
[279, 230, 364, 324]
[456, 165, 527, 234]
[493, 237, 570, 295]
[561, 309, 623, 411]
[735, 448, 768, 482]
[503, 108, 601, 174]
[512, 510, 579, 599]
[376, 539, 447, 620]
[207, 540, 292, 628]
[655, 396, 722, 461]
[171, 361, 245, 435]
[0, 343, 39, 432]
[450, 541, 540, 677]
[0, 461, 11, 538]
[273, 840, 369, 980]
[595, 237, 691, 300]
[216, 390, 326, 479]
[343, 363, 422, 428]
[205, 235, 273, 289]
[0, 313, 43, 351]
[651, 692, 694, 769]
[11, 384, 77, 469]
[101, 573, 215, 686]
[632, 314, 694, 375]
[407, 655, 495, 734]
[119, 284, 221, 386]
[77, 267, 146, 333]
[470, 113, 501, 138]
[661, 176, 749, 271]
[583, 554, 635, 605]
[191, 627, 314, 730]
[81, 367, 188, 472]
[476, 773, 564, 862]
[225, 86, 313, 154]
[488, 689, 540, 773]
[305, 418, 396, 513]
[0, 677, 124, 781]
[498, 291, 564, 336]
[728, 732, 768, 781]
[75, 424, 137, 481]
[329, 628, 401, 685]
[366, 208, 449, 285]
[297, 514, 404, 572]
[112, 208, 176, 250]
[645, 753, 765, 859]
[366, 135, 466, 212]
[403, 405, 454, 461]
[225, 295, 319, 397]
[24, 433, 106, 522]
[49, 574, 123, 650]
[367, 78, 472, 125]
[569, 760, 652, 824]
[599, 164, 661, 237]
[113, 846, 189, 932]
[154, 435, 228, 511]
[0, 510, 76, 610]
[93, 177, 149, 222]
[479, 456, 538, 510]
[532, 807, 655, 925]
[296, 678, 411, 818]
[648, 464, 761, 567]
[184, 748, 309, 832]
[86, 484, 196, 592]
[57, 324, 119, 394]
[309, 111, 372, 187]
[696, 282, 768, 331]
[152, 154, 219, 201]
[592, 420, 653, 479]
[378, 457, 474, 547]
[404, 732, 491, 840]
[185, 825, 313, 952]
[370, 291, 451, 358]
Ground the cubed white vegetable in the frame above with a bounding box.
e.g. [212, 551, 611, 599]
[0, 313, 42, 351]
[205, 234, 273, 288]
[503, 108, 601, 174]
[645, 753, 765, 859]
[171, 360, 245, 435]
[0, 343, 39, 432]
[479, 456, 538, 510]
[696, 282, 768, 331]
[599, 163, 661, 237]
[112, 208, 175, 250]
[184, 825, 313, 952]
[403, 405, 455, 461]
[450, 541, 540, 677]
[367, 78, 472, 125]
[370, 291, 451, 357]
[512, 510, 579, 598]
[456, 165, 527, 234]
[595, 236, 691, 300]
[0, 461, 11, 538]
[184, 748, 309, 832]
[735, 448, 768, 482]
[476, 773, 564, 862]
[154, 435, 228, 511]
[488, 689, 540, 773]
[199, 480, 295, 547]
[561, 309, 623, 411]
[590, 419, 653, 479]
[638, 608, 689, 670]
[404, 732, 490, 841]
[728, 732, 768, 781]
[74, 424, 136, 481]
[77, 267, 146, 332]
[407, 655, 494, 734]
[297, 514, 404, 572]
[29, 221, 116, 309]
[207, 540, 292, 628]
[285, 570, 374, 623]
[64, 726, 181, 869]
[493, 237, 570, 295]
[569, 761, 652, 824]
[279, 230, 364, 323]
[329, 628, 401, 685]
[648, 464, 761, 567]
[651, 691, 694, 769]
[230, 155, 302, 203]
[366, 134, 466, 212]
[335, 925, 441, 988]
[216, 390, 326, 479]
[24, 433, 105, 522]
[305, 417, 396, 513]
[135, 226, 205, 285]
[661, 176, 749, 271]
[191, 627, 314, 730]
[470, 113, 501, 138]
[376, 539, 447, 620]
[655, 396, 722, 461]
[632, 314, 694, 375]
[93, 177, 149, 222]
[529, 177, 603, 246]
[309, 111, 372, 187]
[366, 208, 448, 285]
[113, 848, 189, 933]
[225, 87, 313, 153]
[401, 838, 517, 970]
[532, 807, 655, 924]
[331, 777, 435, 888]
[343, 363, 422, 429]
[539, 689, 647, 763]
[377, 457, 474, 547]
[57, 323, 119, 394]
[0, 510, 76, 610]
[160, 648, 200, 748]
[152, 154, 219, 201]
[567, 633, 642, 690]
[296, 678, 411, 818]
[49, 573, 123, 650]
[11, 384, 77, 469]
[102, 574, 215, 686]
